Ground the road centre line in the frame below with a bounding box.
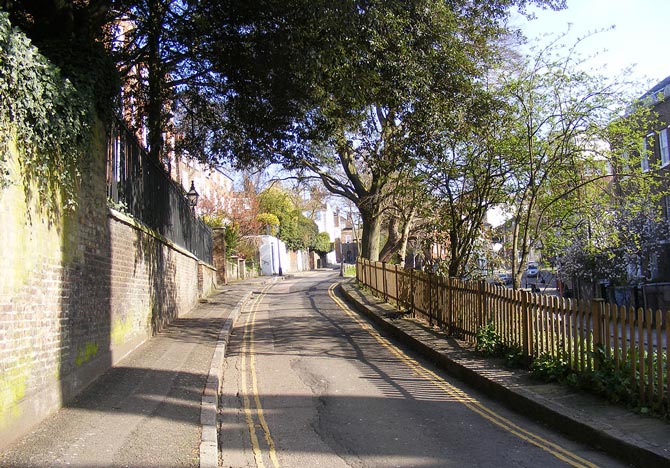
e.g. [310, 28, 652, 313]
[240, 283, 280, 468]
[328, 283, 599, 468]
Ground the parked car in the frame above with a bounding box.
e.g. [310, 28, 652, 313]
[526, 263, 539, 278]
[495, 272, 513, 286]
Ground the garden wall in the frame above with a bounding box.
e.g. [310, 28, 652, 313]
[0, 125, 216, 450]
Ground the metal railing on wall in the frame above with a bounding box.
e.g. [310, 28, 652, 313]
[106, 119, 212, 264]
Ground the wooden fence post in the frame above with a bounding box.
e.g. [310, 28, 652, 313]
[428, 272, 434, 327]
[410, 268, 415, 317]
[522, 290, 532, 357]
[395, 265, 400, 310]
[382, 262, 388, 301]
[448, 277, 453, 331]
[478, 280, 487, 328]
[592, 298, 604, 370]
[374, 261, 379, 294]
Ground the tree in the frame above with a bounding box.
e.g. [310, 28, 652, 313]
[256, 213, 280, 234]
[258, 186, 319, 251]
[498, 32, 651, 289]
[412, 90, 514, 277]
[553, 101, 670, 290]
[205, 0, 565, 261]
[111, 0, 229, 162]
[377, 183, 420, 265]
[312, 232, 332, 256]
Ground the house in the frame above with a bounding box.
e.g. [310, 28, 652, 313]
[309, 203, 348, 265]
[169, 153, 234, 215]
[629, 76, 670, 282]
[338, 222, 361, 264]
[608, 76, 670, 309]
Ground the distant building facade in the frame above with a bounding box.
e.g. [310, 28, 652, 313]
[169, 154, 234, 215]
[310, 203, 348, 265]
[625, 76, 670, 283]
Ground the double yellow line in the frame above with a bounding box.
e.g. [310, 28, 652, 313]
[328, 283, 600, 468]
[240, 284, 280, 468]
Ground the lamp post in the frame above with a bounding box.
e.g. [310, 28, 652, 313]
[186, 181, 199, 213]
[270, 240, 276, 275]
[277, 238, 283, 276]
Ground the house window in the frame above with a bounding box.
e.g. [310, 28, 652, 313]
[641, 135, 652, 172]
[660, 128, 670, 167]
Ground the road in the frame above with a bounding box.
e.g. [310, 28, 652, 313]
[218, 271, 626, 468]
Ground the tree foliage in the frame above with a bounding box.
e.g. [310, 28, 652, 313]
[258, 186, 318, 251]
[312, 232, 332, 256]
[256, 212, 280, 234]
[109, 0, 230, 161]
[205, 0, 565, 261]
[414, 90, 514, 277]
[496, 32, 653, 288]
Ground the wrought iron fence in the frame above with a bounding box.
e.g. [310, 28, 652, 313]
[106, 119, 213, 264]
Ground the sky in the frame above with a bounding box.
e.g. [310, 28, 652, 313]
[514, 0, 670, 93]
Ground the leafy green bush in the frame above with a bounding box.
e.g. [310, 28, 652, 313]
[577, 346, 637, 407]
[530, 351, 572, 383]
[474, 323, 534, 368]
[504, 345, 530, 369]
[475, 322, 506, 357]
[530, 346, 666, 417]
[312, 232, 332, 255]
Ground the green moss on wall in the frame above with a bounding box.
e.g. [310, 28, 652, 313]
[0, 140, 64, 296]
[74, 342, 99, 367]
[111, 316, 135, 347]
[0, 361, 31, 429]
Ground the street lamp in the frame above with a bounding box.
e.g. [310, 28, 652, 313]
[270, 240, 276, 275]
[277, 239, 283, 276]
[186, 181, 199, 212]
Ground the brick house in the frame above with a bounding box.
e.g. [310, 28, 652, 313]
[608, 76, 670, 309]
[631, 76, 670, 282]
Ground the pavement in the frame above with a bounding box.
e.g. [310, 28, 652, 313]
[338, 279, 670, 468]
[0, 277, 267, 468]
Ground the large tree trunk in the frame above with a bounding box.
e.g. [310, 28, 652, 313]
[398, 213, 413, 267]
[448, 240, 460, 278]
[360, 208, 382, 262]
[379, 216, 401, 262]
[511, 217, 532, 290]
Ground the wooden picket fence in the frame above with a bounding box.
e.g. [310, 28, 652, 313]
[356, 259, 670, 409]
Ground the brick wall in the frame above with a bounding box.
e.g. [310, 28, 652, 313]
[0, 124, 217, 450]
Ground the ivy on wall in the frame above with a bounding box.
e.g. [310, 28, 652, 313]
[0, 11, 92, 211]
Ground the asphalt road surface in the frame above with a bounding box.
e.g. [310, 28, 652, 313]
[219, 271, 628, 468]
